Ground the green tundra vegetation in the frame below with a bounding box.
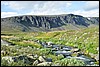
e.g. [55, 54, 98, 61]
[1, 26, 99, 66]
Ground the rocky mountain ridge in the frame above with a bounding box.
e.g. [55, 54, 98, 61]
[1, 14, 99, 32]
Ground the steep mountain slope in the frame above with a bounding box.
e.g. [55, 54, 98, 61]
[1, 14, 99, 32]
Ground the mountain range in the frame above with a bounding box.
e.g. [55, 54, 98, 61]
[1, 14, 99, 32]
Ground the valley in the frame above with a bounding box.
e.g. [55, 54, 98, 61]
[1, 27, 99, 66]
[1, 1, 99, 66]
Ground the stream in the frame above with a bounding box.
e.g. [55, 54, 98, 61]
[37, 41, 97, 65]
[1, 39, 98, 65]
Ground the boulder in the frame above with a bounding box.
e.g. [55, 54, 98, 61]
[27, 54, 34, 59]
[96, 47, 99, 51]
[33, 60, 39, 66]
[37, 40, 40, 43]
[34, 54, 38, 58]
[46, 58, 52, 62]
[38, 56, 46, 62]
[2, 56, 14, 64]
[71, 48, 80, 52]
[89, 53, 96, 58]
[15, 55, 33, 64]
[94, 54, 99, 61]
[1, 50, 6, 55]
[90, 62, 95, 65]
[37, 62, 52, 66]
[96, 47, 99, 53]
[47, 42, 53, 46]
[1, 39, 9, 46]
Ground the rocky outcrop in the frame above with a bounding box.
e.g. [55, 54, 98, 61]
[87, 17, 99, 25]
[1, 14, 99, 32]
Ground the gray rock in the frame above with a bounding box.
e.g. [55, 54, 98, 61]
[71, 48, 80, 52]
[27, 54, 34, 59]
[47, 42, 53, 46]
[14, 55, 33, 64]
[37, 62, 52, 66]
[2, 56, 14, 64]
[96, 47, 99, 51]
[33, 60, 39, 66]
[95, 54, 99, 61]
[1, 50, 6, 55]
[89, 53, 96, 58]
[46, 58, 52, 62]
[37, 40, 40, 43]
[1, 39, 9, 46]
[38, 56, 46, 62]
[90, 62, 95, 65]
[34, 54, 38, 58]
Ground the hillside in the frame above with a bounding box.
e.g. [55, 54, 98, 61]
[1, 27, 99, 66]
[1, 14, 99, 32]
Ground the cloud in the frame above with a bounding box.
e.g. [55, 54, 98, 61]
[69, 9, 99, 17]
[1, 1, 36, 11]
[84, 1, 99, 11]
[1, 1, 72, 12]
[1, 1, 99, 17]
[1, 8, 99, 18]
[2, 9, 98, 18]
[1, 12, 20, 18]
[25, 1, 72, 15]
[1, 1, 72, 18]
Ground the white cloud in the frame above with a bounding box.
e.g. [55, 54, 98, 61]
[1, 8, 99, 18]
[1, 12, 20, 18]
[84, 1, 99, 11]
[25, 1, 72, 15]
[1, 1, 72, 12]
[1, 1, 72, 17]
[69, 9, 99, 17]
[1, 1, 99, 17]
[2, 1, 35, 11]
[26, 10, 67, 16]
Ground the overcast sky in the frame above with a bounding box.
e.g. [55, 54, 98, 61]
[1, 1, 99, 18]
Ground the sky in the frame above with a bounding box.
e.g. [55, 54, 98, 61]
[1, 1, 99, 18]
